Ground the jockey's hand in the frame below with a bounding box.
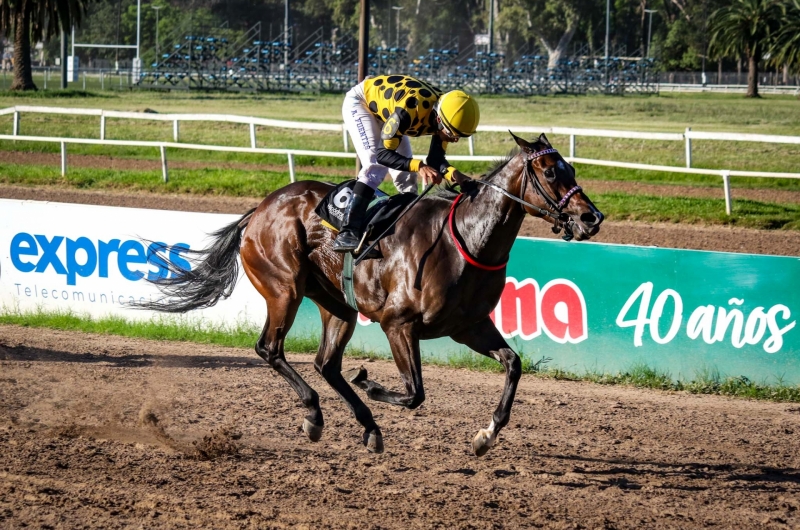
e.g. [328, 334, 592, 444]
[418, 163, 443, 186]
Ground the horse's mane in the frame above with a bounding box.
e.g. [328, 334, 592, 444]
[431, 147, 520, 201]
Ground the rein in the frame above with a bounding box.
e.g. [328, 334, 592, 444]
[449, 147, 582, 270]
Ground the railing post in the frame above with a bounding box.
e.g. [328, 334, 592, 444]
[101, 70, 104, 91]
[569, 134, 576, 158]
[61, 142, 67, 176]
[250, 122, 257, 148]
[83, 71, 86, 90]
[685, 127, 692, 168]
[100, 114, 106, 140]
[288, 153, 296, 183]
[12, 110, 19, 136]
[173, 119, 180, 142]
[468, 135, 475, 156]
[721, 170, 732, 215]
[160, 146, 169, 183]
[343, 126, 349, 152]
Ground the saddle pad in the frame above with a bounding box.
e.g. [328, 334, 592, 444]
[315, 180, 418, 242]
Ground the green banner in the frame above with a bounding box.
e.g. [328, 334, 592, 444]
[289, 238, 800, 385]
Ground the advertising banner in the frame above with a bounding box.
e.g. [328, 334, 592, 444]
[0, 199, 267, 326]
[1, 199, 798, 384]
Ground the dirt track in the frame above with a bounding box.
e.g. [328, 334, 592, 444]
[2, 186, 800, 528]
[2, 325, 799, 529]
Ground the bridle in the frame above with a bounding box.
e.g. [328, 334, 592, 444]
[448, 146, 583, 271]
[475, 147, 582, 240]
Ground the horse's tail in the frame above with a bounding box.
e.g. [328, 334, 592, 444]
[138, 208, 257, 313]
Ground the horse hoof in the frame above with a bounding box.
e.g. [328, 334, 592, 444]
[342, 366, 368, 384]
[302, 418, 324, 442]
[472, 428, 496, 457]
[364, 431, 384, 453]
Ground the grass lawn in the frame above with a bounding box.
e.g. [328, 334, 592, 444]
[2, 89, 799, 134]
[0, 90, 798, 225]
[1, 161, 797, 230]
[1, 90, 799, 185]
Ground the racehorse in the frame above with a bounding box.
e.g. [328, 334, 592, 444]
[144, 132, 604, 456]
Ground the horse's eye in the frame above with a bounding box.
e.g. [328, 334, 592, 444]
[544, 168, 556, 181]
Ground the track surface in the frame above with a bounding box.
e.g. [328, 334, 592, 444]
[2, 326, 799, 529]
[1, 187, 799, 528]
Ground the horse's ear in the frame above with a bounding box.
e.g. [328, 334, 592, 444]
[538, 133, 552, 147]
[509, 130, 532, 151]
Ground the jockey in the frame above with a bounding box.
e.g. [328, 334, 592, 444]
[334, 74, 480, 253]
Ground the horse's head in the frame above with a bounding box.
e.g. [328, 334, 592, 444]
[511, 132, 603, 241]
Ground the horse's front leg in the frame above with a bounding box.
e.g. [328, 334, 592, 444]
[344, 322, 425, 410]
[451, 318, 522, 457]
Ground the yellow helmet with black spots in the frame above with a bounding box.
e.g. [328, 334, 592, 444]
[436, 90, 480, 138]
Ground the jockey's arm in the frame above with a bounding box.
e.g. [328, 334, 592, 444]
[375, 110, 442, 185]
[425, 134, 468, 185]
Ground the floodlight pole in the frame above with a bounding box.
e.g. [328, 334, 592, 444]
[136, 0, 141, 59]
[392, 6, 403, 49]
[358, 0, 369, 82]
[488, 0, 494, 54]
[285, 0, 290, 72]
[357, 0, 369, 177]
[644, 9, 657, 58]
[604, 0, 610, 91]
[61, 28, 67, 88]
[152, 6, 162, 61]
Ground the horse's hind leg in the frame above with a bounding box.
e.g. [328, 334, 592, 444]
[250, 273, 326, 443]
[451, 318, 522, 457]
[312, 301, 383, 453]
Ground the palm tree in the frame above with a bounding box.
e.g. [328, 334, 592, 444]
[708, 0, 784, 97]
[0, 0, 90, 90]
[770, 0, 800, 75]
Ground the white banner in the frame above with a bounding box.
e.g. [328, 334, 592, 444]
[0, 199, 265, 327]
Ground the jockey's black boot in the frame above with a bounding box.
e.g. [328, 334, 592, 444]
[333, 182, 375, 253]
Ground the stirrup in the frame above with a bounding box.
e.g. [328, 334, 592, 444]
[333, 230, 361, 253]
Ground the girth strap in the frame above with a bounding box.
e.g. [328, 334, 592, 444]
[342, 253, 358, 310]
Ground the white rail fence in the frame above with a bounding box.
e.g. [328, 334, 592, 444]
[2, 105, 799, 215]
[658, 83, 800, 95]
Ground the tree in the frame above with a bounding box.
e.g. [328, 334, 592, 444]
[496, 0, 600, 68]
[0, 0, 91, 90]
[708, 0, 783, 97]
[770, 0, 800, 74]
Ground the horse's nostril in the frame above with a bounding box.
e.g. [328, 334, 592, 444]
[580, 211, 604, 226]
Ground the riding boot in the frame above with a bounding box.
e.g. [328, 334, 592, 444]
[333, 182, 375, 253]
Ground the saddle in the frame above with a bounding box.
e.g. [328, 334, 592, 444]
[315, 180, 418, 311]
[315, 180, 418, 258]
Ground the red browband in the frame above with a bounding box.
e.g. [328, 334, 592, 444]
[448, 194, 508, 272]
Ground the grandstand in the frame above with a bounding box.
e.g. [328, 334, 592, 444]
[134, 25, 658, 95]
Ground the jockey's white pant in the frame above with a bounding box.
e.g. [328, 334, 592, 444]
[342, 81, 418, 194]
